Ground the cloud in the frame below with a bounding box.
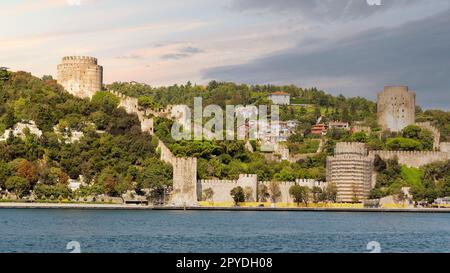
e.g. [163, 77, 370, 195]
[230, 0, 423, 22]
[161, 46, 204, 60]
[203, 9, 450, 109]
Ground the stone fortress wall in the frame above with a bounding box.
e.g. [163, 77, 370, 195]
[441, 142, 450, 153]
[368, 150, 450, 168]
[80, 60, 450, 205]
[377, 86, 416, 132]
[157, 140, 198, 206]
[57, 56, 103, 99]
[198, 175, 326, 204]
[415, 121, 441, 150]
[109, 89, 198, 206]
[109, 90, 154, 134]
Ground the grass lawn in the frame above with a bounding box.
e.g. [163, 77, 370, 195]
[401, 166, 423, 188]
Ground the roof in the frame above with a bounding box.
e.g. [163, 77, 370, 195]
[271, 92, 289, 96]
[312, 124, 327, 128]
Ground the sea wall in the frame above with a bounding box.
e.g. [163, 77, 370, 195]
[198, 176, 325, 204]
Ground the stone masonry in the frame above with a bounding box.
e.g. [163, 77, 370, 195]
[327, 143, 374, 203]
[57, 56, 103, 99]
[377, 86, 416, 132]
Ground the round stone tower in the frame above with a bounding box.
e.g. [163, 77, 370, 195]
[326, 142, 374, 203]
[57, 56, 103, 99]
[377, 86, 416, 132]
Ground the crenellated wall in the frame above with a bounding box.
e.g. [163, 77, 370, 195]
[259, 181, 296, 203]
[109, 90, 154, 134]
[335, 142, 368, 156]
[198, 176, 325, 204]
[110, 90, 198, 206]
[415, 122, 440, 150]
[198, 174, 258, 202]
[369, 150, 450, 168]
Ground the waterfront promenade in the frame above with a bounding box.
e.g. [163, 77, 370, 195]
[1, 202, 450, 213]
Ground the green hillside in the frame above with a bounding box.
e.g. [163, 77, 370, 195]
[0, 71, 172, 200]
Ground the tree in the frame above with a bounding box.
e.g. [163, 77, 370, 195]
[403, 125, 422, 139]
[16, 160, 38, 186]
[351, 132, 368, 143]
[325, 183, 338, 202]
[311, 186, 323, 203]
[230, 186, 245, 205]
[289, 185, 310, 206]
[42, 75, 53, 81]
[373, 155, 387, 172]
[0, 161, 12, 189]
[268, 181, 281, 203]
[386, 137, 423, 151]
[98, 167, 122, 197]
[202, 188, 214, 202]
[5, 176, 31, 198]
[258, 184, 270, 202]
[244, 186, 254, 202]
[91, 92, 120, 113]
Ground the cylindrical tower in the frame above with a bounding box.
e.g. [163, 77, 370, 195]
[57, 56, 103, 99]
[326, 142, 374, 203]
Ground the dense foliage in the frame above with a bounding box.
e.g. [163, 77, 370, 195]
[370, 155, 450, 203]
[0, 72, 172, 201]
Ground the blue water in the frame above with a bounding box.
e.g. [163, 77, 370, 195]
[0, 209, 449, 253]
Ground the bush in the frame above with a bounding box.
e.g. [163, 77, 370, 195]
[5, 176, 31, 198]
[386, 137, 423, 151]
[230, 186, 245, 205]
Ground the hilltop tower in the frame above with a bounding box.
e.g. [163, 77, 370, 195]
[57, 56, 103, 99]
[326, 142, 374, 203]
[377, 86, 416, 132]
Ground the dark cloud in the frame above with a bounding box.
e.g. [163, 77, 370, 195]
[203, 9, 450, 109]
[230, 0, 423, 22]
[161, 46, 204, 60]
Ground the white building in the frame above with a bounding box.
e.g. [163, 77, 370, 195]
[269, 92, 290, 105]
[0, 121, 43, 141]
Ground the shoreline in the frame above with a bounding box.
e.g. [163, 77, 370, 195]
[1, 202, 450, 213]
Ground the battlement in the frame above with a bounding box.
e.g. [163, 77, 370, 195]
[415, 122, 440, 150]
[369, 150, 447, 157]
[379, 86, 415, 97]
[259, 181, 297, 186]
[200, 179, 239, 185]
[57, 56, 102, 99]
[369, 150, 450, 168]
[62, 56, 98, 64]
[239, 174, 257, 179]
[335, 142, 368, 156]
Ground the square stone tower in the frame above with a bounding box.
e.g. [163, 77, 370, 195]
[377, 86, 416, 132]
[57, 56, 103, 99]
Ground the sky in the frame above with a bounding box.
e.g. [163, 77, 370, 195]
[1, 0, 450, 109]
